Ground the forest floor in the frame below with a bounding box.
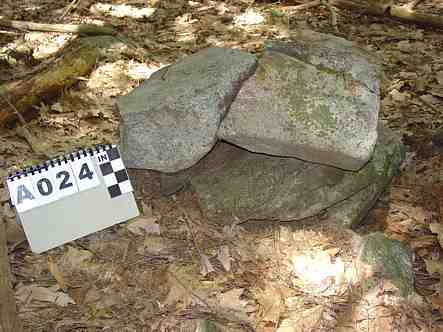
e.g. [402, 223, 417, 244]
[1, 0, 443, 331]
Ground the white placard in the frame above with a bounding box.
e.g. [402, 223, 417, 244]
[6, 144, 140, 253]
[6, 175, 39, 213]
[50, 160, 79, 199]
[29, 166, 60, 207]
[95, 146, 133, 196]
[69, 153, 100, 191]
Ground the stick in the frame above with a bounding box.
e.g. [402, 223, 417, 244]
[328, 0, 443, 29]
[61, 0, 81, 19]
[321, 0, 339, 32]
[0, 215, 23, 332]
[404, 0, 424, 11]
[389, 4, 443, 28]
[0, 19, 115, 36]
[0, 94, 49, 158]
[0, 40, 99, 127]
[285, 0, 321, 12]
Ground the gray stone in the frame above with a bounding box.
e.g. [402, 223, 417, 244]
[265, 30, 381, 94]
[118, 47, 257, 172]
[160, 169, 192, 196]
[325, 127, 404, 228]
[191, 126, 404, 225]
[219, 31, 381, 171]
[357, 232, 414, 296]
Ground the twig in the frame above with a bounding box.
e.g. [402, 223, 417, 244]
[0, 214, 23, 332]
[0, 19, 115, 36]
[0, 95, 26, 127]
[321, 0, 339, 32]
[0, 94, 49, 158]
[178, 207, 205, 260]
[167, 270, 212, 309]
[285, 0, 321, 13]
[418, 95, 441, 114]
[404, 0, 424, 11]
[327, 0, 443, 29]
[61, 0, 81, 19]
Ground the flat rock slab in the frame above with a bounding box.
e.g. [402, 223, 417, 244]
[191, 126, 404, 225]
[118, 47, 257, 172]
[219, 30, 381, 170]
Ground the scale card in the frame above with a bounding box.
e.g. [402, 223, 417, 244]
[6, 145, 139, 253]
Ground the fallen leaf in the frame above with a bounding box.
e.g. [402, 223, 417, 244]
[51, 102, 68, 113]
[217, 245, 232, 271]
[59, 246, 93, 272]
[200, 254, 215, 276]
[127, 216, 160, 236]
[141, 235, 179, 255]
[431, 294, 443, 316]
[277, 305, 324, 332]
[390, 89, 409, 102]
[255, 286, 282, 324]
[48, 256, 66, 291]
[16, 285, 75, 307]
[424, 258, 443, 276]
[420, 94, 441, 106]
[430, 223, 443, 248]
[216, 288, 249, 320]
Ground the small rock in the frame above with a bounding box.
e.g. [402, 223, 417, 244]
[357, 232, 414, 297]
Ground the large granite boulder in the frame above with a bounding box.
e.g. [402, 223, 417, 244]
[218, 30, 381, 171]
[118, 47, 257, 172]
[190, 126, 404, 226]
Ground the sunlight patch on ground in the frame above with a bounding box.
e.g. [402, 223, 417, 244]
[90, 3, 156, 19]
[127, 61, 167, 80]
[234, 8, 265, 26]
[291, 250, 346, 295]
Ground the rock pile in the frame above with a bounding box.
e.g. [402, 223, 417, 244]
[117, 30, 404, 227]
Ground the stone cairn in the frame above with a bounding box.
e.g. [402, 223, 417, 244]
[117, 29, 404, 228]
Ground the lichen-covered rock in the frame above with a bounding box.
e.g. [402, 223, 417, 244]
[118, 47, 257, 172]
[324, 127, 404, 228]
[219, 31, 381, 171]
[357, 232, 414, 296]
[191, 125, 404, 225]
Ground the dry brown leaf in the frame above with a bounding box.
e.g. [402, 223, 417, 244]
[216, 288, 249, 320]
[431, 294, 443, 316]
[277, 305, 324, 332]
[5, 217, 26, 246]
[255, 285, 282, 324]
[200, 253, 215, 276]
[48, 256, 66, 291]
[424, 258, 443, 291]
[126, 216, 160, 236]
[430, 223, 443, 248]
[409, 235, 438, 250]
[16, 285, 75, 307]
[164, 266, 208, 309]
[217, 245, 232, 271]
[59, 246, 93, 272]
[140, 235, 179, 255]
